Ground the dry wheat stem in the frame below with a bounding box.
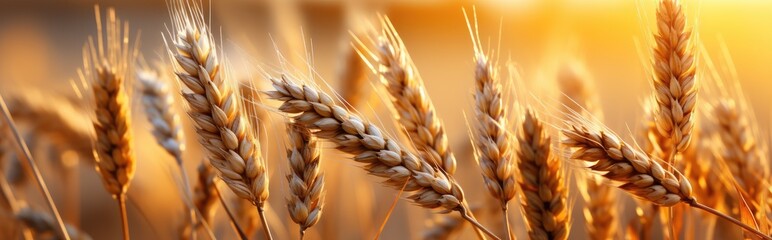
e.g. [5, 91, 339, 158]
[651, 0, 697, 158]
[0, 95, 71, 240]
[557, 64, 618, 240]
[213, 181, 249, 240]
[562, 121, 772, 239]
[365, 16, 457, 174]
[265, 75, 499, 239]
[165, 1, 271, 239]
[517, 110, 569, 240]
[286, 124, 325, 237]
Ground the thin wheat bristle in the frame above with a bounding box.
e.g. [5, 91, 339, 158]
[138, 68, 185, 162]
[16, 207, 92, 240]
[286, 124, 325, 236]
[266, 75, 465, 212]
[166, 0, 269, 206]
[193, 162, 218, 225]
[651, 0, 698, 155]
[365, 17, 457, 174]
[557, 63, 618, 240]
[84, 7, 137, 197]
[472, 50, 517, 207]
[517, 109, 569, 240]
[562, 122, 695, 206]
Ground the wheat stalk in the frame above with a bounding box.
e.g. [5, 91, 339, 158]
[286, 124, 325, 239]
[265, 75, 499, 239]
[562, 120, 772, 239]
[165, 1, 272, 239]
[16, 207, 92, 240]
[517, 109, 569, 240]
[80, 6, 138, 239]
[651, 0, 698, 160]
[358, 16, 457, 174]
[557, 63, 618, 240]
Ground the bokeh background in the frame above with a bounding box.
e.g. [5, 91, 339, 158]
[1, 0, 771, 239]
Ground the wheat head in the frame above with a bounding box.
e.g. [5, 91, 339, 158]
[517, 109, 569, 240]
[165, 0, 269, 206]
[363, 17, 457, 174]
[266, 75, 465, 212]
[83, 7, 137, 197]
[138, 69, 185, 162]
[193, 162, 218, 225]
[286, 124, 325, 235]
[651, 0, 698, 155]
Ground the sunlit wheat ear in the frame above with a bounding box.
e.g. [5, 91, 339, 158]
[83, 6, 137, 199]
[713, 99, 770, 226]
[517, 109, 569, 240]
[651, 0, 697, 157]
[16, 207, 92, 240]
[266, 75, 463, 211]
[285, 124, 324, 238]
[165, 0, 269, 207]
[193, 162, 218, 225]
[138, 69, 185, 162]
[358, 16, 457, 175]
[422, 206, 483, 240]
[562, 122, 694, 206]
[557, 63, 618, 240]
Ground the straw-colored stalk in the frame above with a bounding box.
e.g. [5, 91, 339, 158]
[286, 124, 325, 239]
[165, 1, 271, 239]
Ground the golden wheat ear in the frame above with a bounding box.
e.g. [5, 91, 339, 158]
[285, 124, 325, 239]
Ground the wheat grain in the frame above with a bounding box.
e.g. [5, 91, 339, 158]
[138, 69, 185, 162]
[286, 124, 325, 238]
[362, 17, 457, 174]
[651, 0, 698, 156]
[16, 207, 91, 240]
[517, 109, 569, 240]
[557, 63, 618, 240]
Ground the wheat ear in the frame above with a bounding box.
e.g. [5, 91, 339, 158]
[165, 1, 272, 239]
[286, 124, 325, 239]
[265, 75, 499, 239]
[359, 16, 457, 174]
[16, 207, 92, 240]
[651, 0, 697, 160]
[517, 109, 569, 240]
[557, 63, 618, 240]
[468, 30, 516, 239]
[713, 99, 771, 230]
[562, 121, 772, 239]
[81, 6, 137, 239]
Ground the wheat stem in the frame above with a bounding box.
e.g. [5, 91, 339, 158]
[502, 208, 512, 240]
[0, 95, 70, 240]
[214, 182, 248, 240]
[688, 200, 771, 240]
[257, 205, 274, 240]
[459, 207, 499, 240]
[117, 193, 130, 240]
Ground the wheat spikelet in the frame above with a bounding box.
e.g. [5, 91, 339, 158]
[517, 109, 569, 240]
[166, 0, 269, 207]
[193, 162, 218, 225]
[83, 6, 137, 198]
[713, 99, 771, 229]
[562, 122, 694, 206]
[361, 17, 457, 174]
[651, 0, 697, 156]
[286, 124, 325, 237]
[557, 63, 617, 240]
[266, 75, 464, 212]
[16, 207, 91, 240]
[138, 69, 185, 162]
[471, 43, 516, 208]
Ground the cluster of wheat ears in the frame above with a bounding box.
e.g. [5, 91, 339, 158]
[0, 0, 770, 239]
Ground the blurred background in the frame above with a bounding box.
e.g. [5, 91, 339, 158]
[1, 0, 771, 239]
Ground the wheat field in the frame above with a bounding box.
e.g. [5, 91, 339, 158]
[0, 0, 771, 239]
